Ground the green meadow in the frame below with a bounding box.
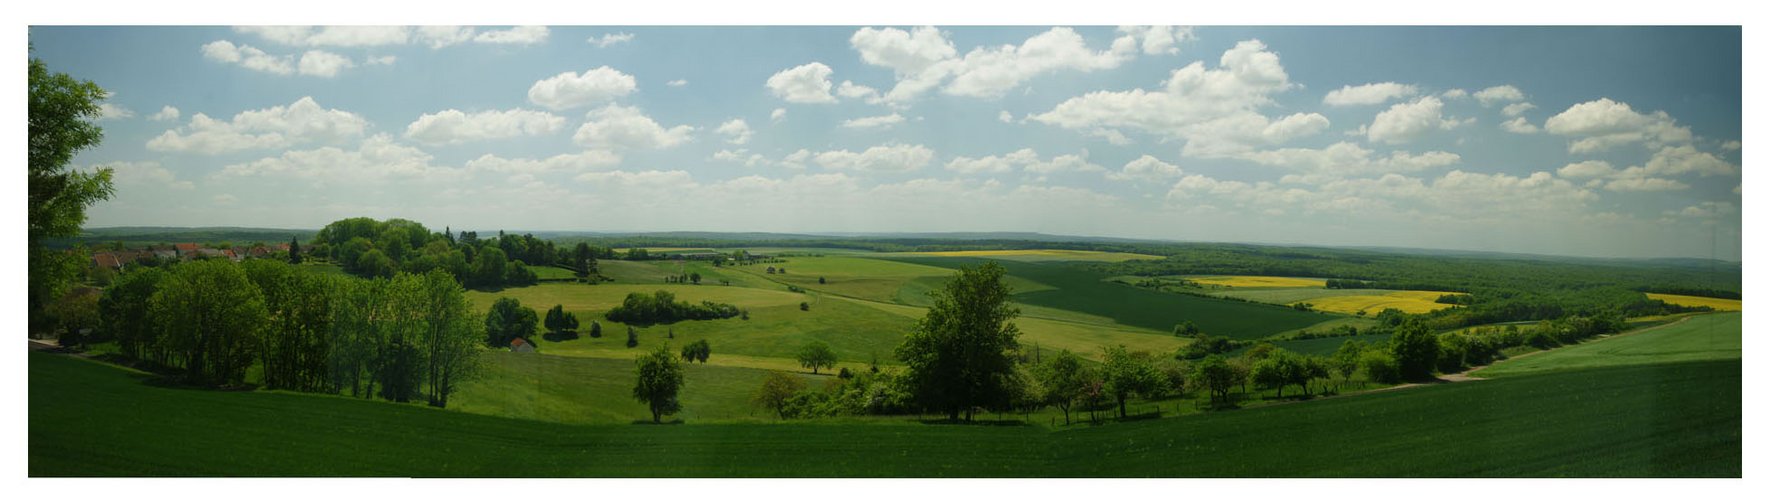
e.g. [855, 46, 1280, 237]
[31, 348, 1738, 477]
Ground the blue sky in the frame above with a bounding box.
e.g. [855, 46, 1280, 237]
[27, 26, 1742, 259]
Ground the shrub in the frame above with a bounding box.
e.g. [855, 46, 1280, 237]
[1358, 350, 1401, 384]
[605, 290, 741, 325]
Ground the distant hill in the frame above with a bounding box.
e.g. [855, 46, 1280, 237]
[46, 226, 317, 249]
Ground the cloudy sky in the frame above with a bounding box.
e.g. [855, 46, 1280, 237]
[29, 26, 1741, 259]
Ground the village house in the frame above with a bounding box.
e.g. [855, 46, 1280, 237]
[510, 338, 535, 353]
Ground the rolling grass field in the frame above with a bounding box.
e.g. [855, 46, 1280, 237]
[31, 349, 1738, 477]
[1645, 293, 1743, 311]
[894, 257, 1332, 339]
[1477, 313, 1741, 377]
[512, 292, 915, 365]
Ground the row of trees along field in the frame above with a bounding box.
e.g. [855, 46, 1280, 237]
[88, 259, 483, 407]
[311, 217, 621, 288]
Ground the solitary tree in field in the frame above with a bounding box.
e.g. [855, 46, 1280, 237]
[626, 325, 639, 348]
[895, 262, 1021, 421]
[589, 320, 603, 338]
[543, 304, 579, 335]
[796, 340, 837, 374]
[753, 371, 806, 419]
[632, 345, 685, 423]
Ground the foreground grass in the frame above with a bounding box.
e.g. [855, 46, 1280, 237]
[1051, 359, 1739, 477]
[31, 350, 1737, 477]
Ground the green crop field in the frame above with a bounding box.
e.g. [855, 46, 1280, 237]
[530, 265, 579, 280]
[892, 257, 1332, 339]
[1477, 313, 1742, 377]
[30, 349, 1738, 477]
[726, 255, 964, 303]
[450, 351, 826, 424]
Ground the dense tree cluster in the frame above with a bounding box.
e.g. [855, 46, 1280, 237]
[312, 218, 558, 289]
[93, 260, 482, 406]
[604, 290, 741, 325]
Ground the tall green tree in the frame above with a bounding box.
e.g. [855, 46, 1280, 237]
[149, 260, 268, 386]
[99, 267, 168, 361]
[753, 371, 806, 419]
[414, 270, 482, 408]
[483, 297, 537, 347]
[895, 262, 1021, 421]
[288, 236, 303, 264]
[29, 56, 115, 332]
[1034, 350, 1091, 425]
[1192, 355, 1241, 407]
[1389, 319, 1440, 381]
[1101, 345, 1160, 418]
[573, 242, 595, 278]
[632, 345, 685, 423]
[796, 340, 837, 374]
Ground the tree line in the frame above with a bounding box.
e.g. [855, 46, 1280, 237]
[91, 259, 483, 407]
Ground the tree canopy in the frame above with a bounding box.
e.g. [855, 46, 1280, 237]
[632, 345, 685, 423]
[895, 261, 1022, 421]
[29, 56, 115, 332]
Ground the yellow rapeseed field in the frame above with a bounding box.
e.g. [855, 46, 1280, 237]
[1646, 293, 1742, 312]
[1188, 275, 1328, 288]
[1300, 291, 1461, 315]
[904, 249, 1164, 262]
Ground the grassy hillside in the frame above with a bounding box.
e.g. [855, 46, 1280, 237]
[30, 351, 1737, 477]
[1477, 313, 1742, 377]
[1051, 359, 1740, 477]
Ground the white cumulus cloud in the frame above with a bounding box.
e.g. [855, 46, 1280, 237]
[716, 119, 753, 145]
[527, 66, 638, 110]
[148, 96, 368, 155]
[572, 104, 694, 150]
[766, 62, 837, 104]
[403, 108, 565, 145]
[589, 32, 635, 48]
[1366, 96, 1457, 144]
[813, 144, 936, 172]
[1322, 82, 1418, 106]
[842, 113, 905, 129]
[1544, 98, 1693, 154]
